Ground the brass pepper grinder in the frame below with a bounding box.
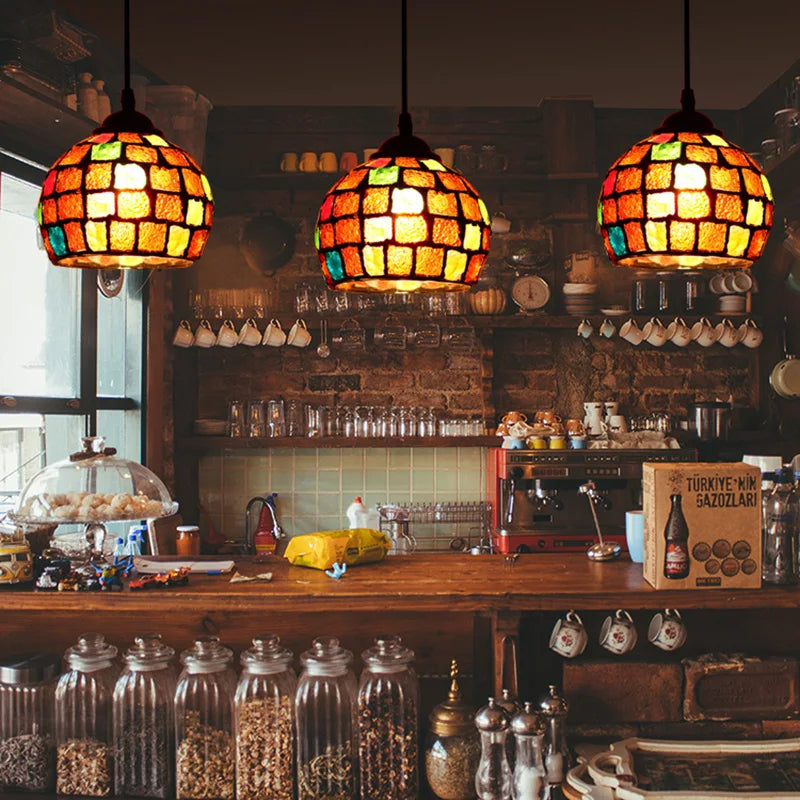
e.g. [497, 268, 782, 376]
[496, 688, 522, 770]
[538, 685, 570, 790]
[474, 697, 512, 800]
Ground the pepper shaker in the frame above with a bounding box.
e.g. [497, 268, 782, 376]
[510, 703, 546, 800]
[538, 685, 569, 787]
[496, 688, 522, 770]
[474, 698, 511, 800]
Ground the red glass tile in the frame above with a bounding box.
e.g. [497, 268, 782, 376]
[63, 221, 85, 252]
[617, 193, 644, 220]
[615, 168, 642, 193]
[602, 198, 617, 224]
[319, 223, 335, 249]
[602, 171, 617, 196]
[619, 144, 650, 165]
[319, 194, 335, 222]
[649, 133, 674, 144]
[337, 169, 368, 190]
[126, 145, 158, 164]
[57, 192, 83, 220]
[432, 218, 461, 247]
[363, 188, 389, 214]
[162, 149, 189, 167]
[460, 194, 481, 221]
[645, 163, 673, 190]
[428, 191, 458, 217]
[482, 227, 491, 250]
[747, 229, 769, 260]
[42, 171, 56, 196]
[439, 173, 466, 191]
[89, 134, 113, 144]
[335, 217, 361, 245]
[698, 221, 727, 252]
[404, 170, 435, 188]
[139, 222, 167, 252]
[187, 229, 209, 259]
[205, 204, 214, 227]
[155, 193, 184, 222]
[366, 158, 391, 169]
[42, 198, 57, 224]
[715, 194, 743, 222]
[765, 205, 774, 226]
[742, 169, 765, 197]
[334, 192, 360, 217]
[465, 253, 486, 283]
[678, 133, 703, 143]
[623, 222, 645, 251]
[415, 247, 444, 277]
[685, 145, 717, 164]
[150, 166, 181, 193]
[342, 246, 364, 277]
[58, 144, 90, 165]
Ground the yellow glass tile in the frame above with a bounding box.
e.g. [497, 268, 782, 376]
[677, 190, 710, 219]
[86, 163, 112, 190]
[674, 163, 706, 189]
[678, 133, 703, 143]
[761, 174, 773, 202]
[118, 191, 150, 219]
[415, 246, 444, 277]
[685, 145, 717, 163]
[727, 225, 750, 257]
[391, 188, 424, 214]
[58, 144, 90, 165]
[138, 222, 167, 252]
[645, 163, 673, 190]
[422, 159, 445, 171]
[704, 135, 728, 147]
[646, 191, 675, 218]
[186, 199, 204, 226]
[698, 222, 727, 252]
[126, 145, 158, 164]
[117, 133, 142, 143]
[428, 191, 458, 217]
[645, 220, 667, 251]
[334, 192, 360, 217]
[363, 245, 385, 276]
[670, 220, 696, 251]
[444, 250, 468, 281]
[404, 170, 435, 188]
[42, 199, 57, 224]
[114, 163, 147, 190]
[110, 221, 136, 251]
[433, 218, 461, 247]
[167, 225, 190, 257]
[465, 253, 486, 283]
[188, 229, 209, 259]
[615, 168, 642, 192]
[342, 246, 363, 277]
[150, 166, 181, 192]
[319, 224, 334, 249]
[619, 144, 650, 165]
[57, 192, 83, 220]
[617, 193, 643, 220]
[746, 199, 764, 227]
[709, 166, 740, 192]
[742, 169, 764, 197]
[335, 217, 361, 245]
[624, 222, 645, 251]
[162, 149, 189, 167]
[721, 148, 749, 167]
[201, 174, 213, 201]
[460, 194, 481, 221]
[395, 215, 428, 243]
[181, 169, 203, 196]
[478, 199, 490, 225]
[363, 188, 389, 214]
[748, 229, 769, 260]
[602, 198, 617, 224]
[144, 135, 169, 147]
[155, 193, 184, 222]
[86, 221, 107, 252]
[87, 192, 115, 219]
[715, 194, 743, 222]
[56, 168, 82, 192]
[387, 245, 413, 276]
[464, 224, 482, 251]
[63, 221, 85, 252]
[439, 173, 466, 191]
[364, 216, 392, 243]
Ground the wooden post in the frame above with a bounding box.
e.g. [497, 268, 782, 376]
[491, 610, 522, 696]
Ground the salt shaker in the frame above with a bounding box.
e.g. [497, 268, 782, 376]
[538, 686, 569, 787]
[474, 698, 511, 800]
[510, 703, 546, 800]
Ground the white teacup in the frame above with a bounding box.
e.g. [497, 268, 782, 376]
[619, 319, 644, 345]
[642, 317, 668, 347]
[215, 319, 238, 348]
[599, 319, 616, 338]
[648, 609, 687, 651]
[237, 317, 262, 347]
[577, 319, 593, 339]
[608, 414, 627, 433]
[738, 318, 763, 349]
[172, 319, 194, 348]
[666, 317, 692, 347]
[722, 270, 753, 294]
[287, 318, 311, 348]
[262, 318, 287, 347]
[603, 402, 619, 418]
[549, 610, 588, 659]
[583, 401, 604, 415]
[708, 273, 727, 295]
[192, 319, 216, 348]
[599, 609, 638, 655]
[691, 316, 716, 347]
[714, 318, 738, 348]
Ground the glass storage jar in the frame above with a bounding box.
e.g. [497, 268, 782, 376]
[55, 632, 119, 797]
[234, 634, 296, 800]
[175, 636, 236, 800]
[0, 653, 59, 792]
[295, 636, 357, 800]
[357, 635, 419, 800]
[113, 634, 177, 798]
[425, 660, 480, 800]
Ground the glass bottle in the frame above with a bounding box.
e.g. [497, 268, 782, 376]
[495, 689, 521, 771]
[663, 493, 690, 580]
[425, 660, 480, 800]
[763, 468, 798, 585]
[295, 636, 357, 800]
[55, 633, 119, 797]
[174, 636, 236, 800]
[234, 634, 296, 800]
[113, 634, 177, 799]
[538, 686, 569, 788]
[0, 653, 59, 792]
[510, 703, 546, 800]
[474, 698, 511, 800]
[358, 635, 419, 800]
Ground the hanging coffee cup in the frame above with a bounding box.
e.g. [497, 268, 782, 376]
[549, 610, 588, 658]
[262, 318, 287, 347]
[237, 318, 262, 347]
[215, 319, 238, 348]
[286, 319, 311, 348]
[172, 319, 194, 348]
[577, 319, 594, 339]
[738, 318, 763, 348]
[667, 316, 692, 347]
[691, 316, 716, 347]
[192, 319, 216, 348]
[599, 609, 638, 655]
[648, 609, 687, 651]
[619, 319, 644, 345]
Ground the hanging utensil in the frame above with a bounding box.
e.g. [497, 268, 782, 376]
[239, 211, 296, 277]
[771, 316, 800, 399]
[97, 269, 124, 298]
[316, 319, 330, 358]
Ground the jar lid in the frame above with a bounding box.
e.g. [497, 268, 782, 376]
[361, 634, 414, 670]
[475, 697, 509, 732]
[0, 653, 59, 684]
[241, 634, 293, 673]
[64, 633, 117, 670]
[429, 659, 475, 736]
[511, 701, 546, 736]
[176, 526, 199, 533]
[299, 636, 352, 674]
[495, 688, 521, 719]
[123, 634, 174, 667]
[539, 684, 569, 718]
[180, 636, 233, 671]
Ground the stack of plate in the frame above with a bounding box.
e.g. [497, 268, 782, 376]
[562, 283, 598, 315]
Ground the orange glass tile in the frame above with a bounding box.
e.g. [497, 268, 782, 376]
[678, 133, 703, 143]
[415, 246, 444, 277]
[58, 144, 90, 166]
[674, 163, 706, 189]
[765, 205, 774, 226]
[335, 217, 361, 245]
[86, 162, 112, 190]
[685, 145, 717, 163]
[460, 194, 481, 221]
[319, 223, 335, 249]
[363, 188, 389, 214]
[617, 193, 643, 220]
[167, 225, 190, 257]
[439, 173, 466, 191]
[117, 133, 142, 143]
[726, 225, 750, 257]
[482, 227, 491, 250]
[56, 168, 82, 192]
[110, 221, 136, 251]
[337, 170, 367, 190]
[720, 148, 749, 167]
[669, 220, 696, 251]
[42, 198, 57, 224]
[433, 218, 461, 247]
[117, 191, 150, 220]
[205, 204, 213, 227]
[602, 171, 617, 197]
[334, 192, 360, 217]
[319, 254, 332, 284]
[138, 222, 167, 252]
[465, 253, 486, 283]
[187, 229, 209, 260]
[404, 170, 435, 188]
[150, 166, 181, 193]
[714, 194, 743, 222]
[742, 169, 764, 197]
[342, 246, 363, 277]
[698, 221, 727, 252]
[645, 220, 667, 251]
[155, 193, 184, 222]
[677, 190, 710, 219]
[444, 250, 468, 281]
[748, 229, 769, 260]
[619, 144, 650, 165]
[186, 199, 204, 227]
[615, 168, 642, 192]
[364, 216, 392, 243]
[114, 163, 147, 190]
[42, 171, 56, 197]
[162, 149, 189, 167]
[387, 245, 413, 276]
[646, 192, 675, 218]
[57, 192, 83, 220]
[63, 221, 85, 252]
[86, 221, 106, 252]
[709, 166, 740, 192]
[394, 158, 418, 168]
[645, 163, 673, 190]
[182, 169, 204, 196]
[87, 192, 115, 219]
[126, 145, 158, 164]
[602, 198, 617, 224]
[427, 190, 458, 216]
[363, 245, 385, 276]
[395, 215, 428, 244]
[624, 222, 645, 251]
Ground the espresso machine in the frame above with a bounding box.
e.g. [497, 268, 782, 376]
[487, 448, 696, 553]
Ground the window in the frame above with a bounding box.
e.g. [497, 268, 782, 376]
[0, 162, 144, 512]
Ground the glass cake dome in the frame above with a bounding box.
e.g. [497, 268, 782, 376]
[11, 436, 177, 524]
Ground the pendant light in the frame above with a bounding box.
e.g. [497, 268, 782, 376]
[314, 0, 490, 293]
[37, 0, 213, 269]
[598, 0, 773, 270]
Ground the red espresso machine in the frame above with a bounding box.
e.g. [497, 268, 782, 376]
[487, 447, 697, 554]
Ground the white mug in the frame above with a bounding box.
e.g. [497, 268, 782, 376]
[708, 273, 727, 295]
[215, 319, 238, 348]
[549, 610, 588, 658]
[237, 317, 262, 347]
[714, 318, 738, 348]
[722, 270, 753, 294]
[648, 609, 687, 651]
[577, 319, 593, 339]
[192, 319, 216, 348]
[599, 319, 616, 338]
[642, 316, 668, 347]
[619, 318, 644, 345]
[599, 609, 638, 655]
[603, 402, 619, 418]
[608, 414, 627, 433]
[262, 318, 287, 347]
[584, 413, 607, 437]
[583, 402, 604, 415]
[172, 319, 194, 348]
[666, 317, 692, 347]
[287, 318, 311, 348]
[738, 318, 763, 348]
[691, 316, 716, 347]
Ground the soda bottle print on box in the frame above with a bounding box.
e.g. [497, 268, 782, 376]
[664, 493, 690, 579]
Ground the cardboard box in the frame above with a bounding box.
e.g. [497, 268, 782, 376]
[643, 462, 761, 590]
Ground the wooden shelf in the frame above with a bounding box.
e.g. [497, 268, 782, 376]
[180, 435, 498, 450]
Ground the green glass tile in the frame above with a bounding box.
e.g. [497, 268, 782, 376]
[317, 472, 340, 492]
[365, 449, 387, 471]
[268, 469, 293, 493]
[369, 166, 399, 185]
[340, 449, 365, 470]
[436, 471, 459, 494]
[316, 494, 341, 516]
[388, 471, 411, 494]
[91, 142, 122, 161]
[314, 227, 320, 248]
[365, 470, 387, 492]
[36, 203, 43, 225]
[144, 134, 169, 147]
[412, 492, 435, 505]
[317, 515, 342, 531]
[411, 469, 434, 492]
[458, 449, 482, 472]
[318, 450, 341, 470]
[363, 492, 387, 510]
[293, 493, 318, 515]
[436, 450, 459, 470]
[388, 449, 411, 469]
[412, 448, 435, 469]
[294, 449, 318, 465]
[651, 142, 682, 161]
[291, 518, 316, 535]
[341, 468, 365, 493]
[293, 469, 317, 491]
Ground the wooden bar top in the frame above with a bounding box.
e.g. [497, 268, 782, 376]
[4, 554, 800, 612]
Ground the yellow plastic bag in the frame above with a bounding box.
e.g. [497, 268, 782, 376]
[283, 528, 390, 570]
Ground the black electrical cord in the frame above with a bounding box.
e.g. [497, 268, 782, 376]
[121, 0, 135, 111]
[398, 0, 412, 137]
[680, 0, 695, 113]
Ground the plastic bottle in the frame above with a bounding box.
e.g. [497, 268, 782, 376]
[113, 537, 126, 560]
[346, 497, 368, 529]
[763, 468, 797, 585]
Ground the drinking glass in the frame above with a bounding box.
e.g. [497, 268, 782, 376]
[418, 409, 437, 437]
[398, 408, 417, 438]
[267, 399, 286, 437]
[227, 400, 244, 437]
[305, 405, 321, 437]
[339, 406, 355, 438]
[247, 400, 266, 437]
[355, 406, 374, 438]
[296, 282, 312, 314]
[286, 401, 304, 437]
